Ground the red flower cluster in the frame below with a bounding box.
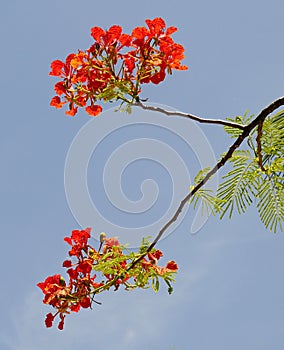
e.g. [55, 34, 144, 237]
[37, 228, 178, 330]
[37, 228, 103, 330]
[49, 17, 188, 117]
[145, 250, 178, 275]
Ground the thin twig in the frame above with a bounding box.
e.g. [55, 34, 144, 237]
[126, 96, 284, 271]
[256, 120, 266, 171]
[134, 101, 246, 130]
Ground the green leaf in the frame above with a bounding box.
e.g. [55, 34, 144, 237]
[165, 278, 174, 295]
[256, 175, 284, 233]
[224, 111, 253, 138]
[189, 167, 224, 215]
[260, 110, 284, 166]
[217, 150, 259, 218]
[139, 236, 152, 254]
[151, 276, 160, 293]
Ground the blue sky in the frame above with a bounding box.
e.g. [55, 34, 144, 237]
[1, 0, 284, 349]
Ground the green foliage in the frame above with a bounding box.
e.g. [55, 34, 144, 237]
[257, 176, 284, 232]
[224, 111, 253, 138]
[216, 111, 284, 232]
[96, 79, 134, 104]
[92, 238, 177, 294]
[217, 150, 259, 218]
[139, 236, 152, 253]
[189, 111, 284, 233]
[259, 110, 284, 165]
[189, 167, 224, 215]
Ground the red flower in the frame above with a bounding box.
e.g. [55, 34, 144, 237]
[49, 60, 65, 76]
[166, 26, 178, 36]
[70, 303, 81, 312]
[64, 228, 91, 248]
[80, 297, 91, 308]
[77, 258, 93, 274]
[132, 26, 149, 40]
[62, 260, 72, 268]
[104, 25, 122, 46]
[92, 281, 104, 289]
[54, 81, 66, 95]
[150, 69, 166, 84]
[85, 105, 102, 116]
[50, 96, 64, 109]
[90, 26, 105, 42]
[70, 52, 86, 69]
[58, 313, 65, 330]
[141, 258, 152, 270]
[152, 260, 178, 275]
[145, 17, 166, 38]
[45, 313, 55, 328]
[148, 249, 163, 263]
[166, 260, 178, 271]
[65, 106, 78, 117]
[67, 268, 79, 280]
[119, 33, 132, 48]
[37, 274, 64, 293]
[123, 56, 136, 74]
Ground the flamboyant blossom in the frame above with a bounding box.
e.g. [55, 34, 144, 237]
[38, 228, 178, 330]
[49, 17, 187, 117]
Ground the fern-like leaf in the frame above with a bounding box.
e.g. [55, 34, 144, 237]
[189, 167, 223, 215]
[217, 150, 259, 218]
[224, 111, 253, 138]
[256, 176, 284, 232]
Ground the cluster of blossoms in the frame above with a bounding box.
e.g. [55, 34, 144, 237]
[49, 17, 188, 117]
[37, 228, 178, 330]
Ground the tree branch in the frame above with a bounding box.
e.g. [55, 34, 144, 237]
[127, 96, 284, 271]
[134, 101, 246, 130]
[256, 120, 266, 171]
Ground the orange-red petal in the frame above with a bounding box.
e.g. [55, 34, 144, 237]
[107, 25, 122, 40]
[85, 104, 102, 116]
[49, 60, 65, 76]
[50, 96, 64, 108]
[166, 260, 178, 271]
[65, 106, 78, 116]
[91, 26, 105, 42]
[54, 81, 66, 95]
[119, 33, 132, 47]
[70, 53, 86, 69]
[145, 17, 165, 36]
[132, 26, 148, 39]
[166, 26, 178, 35]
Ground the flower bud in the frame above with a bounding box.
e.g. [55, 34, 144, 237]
[100, 232, 106, 243]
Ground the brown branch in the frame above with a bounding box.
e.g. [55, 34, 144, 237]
[134, 101, 246, 130]
[256, 120, 266, 171]
[127, 96, 284, 271]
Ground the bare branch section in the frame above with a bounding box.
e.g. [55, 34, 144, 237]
[256, 120, 266, 171]
[134, 101, 246, 130]
[127, 96, 284, 271]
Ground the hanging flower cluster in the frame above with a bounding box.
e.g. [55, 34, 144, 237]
[49, 17, 188, 117]
[37, 228, 178, 330]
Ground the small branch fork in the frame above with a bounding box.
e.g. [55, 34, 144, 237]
[125, 96, 284, 271]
